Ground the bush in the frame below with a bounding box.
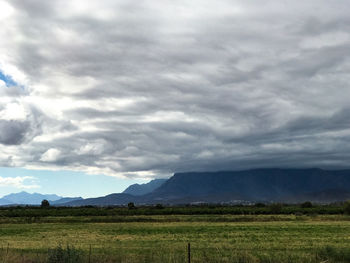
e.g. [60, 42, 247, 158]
[155, 204, 164, 209]
[255, 202, 266, 207]
[344, 201, 350, 215]
[301, 201, 313, 208]
[269, 203, 283, 214]
[128, 202, 135, 210]
[41, 199, 50, 208]
[317, 246, 350, 262]
[48, 245, 82, 263]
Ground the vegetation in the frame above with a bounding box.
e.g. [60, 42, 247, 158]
[300, 201, 313, 208]
[155, 203, 164, 209]
[0, 204, 349, 262]
[0, 215, 350, 262]
[344, 200, 350, 215]
[269, 203, 283, 213]
[127, 202, 135, 210]
[0, 203, 347, 218]
[41, 199, 50, 208]
[48, 245, 82, 263]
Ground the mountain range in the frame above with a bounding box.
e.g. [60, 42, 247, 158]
[63, 168, 350, 206]
[0, 192, 82, 206]
[3, 168, 350, 206]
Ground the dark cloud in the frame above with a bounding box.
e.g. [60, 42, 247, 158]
[0, 105, 44, 146]
[1, 0, 350, 177]
[0, 120, 30, 145]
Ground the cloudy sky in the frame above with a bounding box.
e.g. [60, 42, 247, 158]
[0, 0, 350, 197]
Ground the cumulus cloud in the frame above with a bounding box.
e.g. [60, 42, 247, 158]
[0, 176, 39, 189]
[0, 0, 350, 178]
[40, 148, 62, 162]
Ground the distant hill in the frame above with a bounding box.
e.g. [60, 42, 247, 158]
[1, 191, 62, 205]
[63, 168, 350, 206]
[63, 193, 138, 206]
[122, 179, 167, 196]
[51, 197, 83, 205]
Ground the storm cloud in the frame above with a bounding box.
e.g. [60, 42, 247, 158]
[1, 0, 350, 178]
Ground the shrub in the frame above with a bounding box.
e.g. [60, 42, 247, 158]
[128, 202, 135, 210]
[41, 199, 50, 208]
[301, 201, 313, 208]
[155, 204, 164, 209]
[255, 202, 266, 207]
[344, 201, 350, 215]
[317, 246, 350, 262]
[269, 203, 283, 214]
[48, 245, 82, 263]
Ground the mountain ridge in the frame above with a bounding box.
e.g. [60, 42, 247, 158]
[1, 191, 62, 205]
[122, 179, 167, 196]
[5, 168, 350, 206]
[0, 192, 83, 206]
[63, 168, 350, 206]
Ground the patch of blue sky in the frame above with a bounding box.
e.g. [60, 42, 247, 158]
[0, 167, 147, 198]
[0, 70, 18, 87]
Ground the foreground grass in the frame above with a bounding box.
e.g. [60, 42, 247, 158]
[0, 215, 350, 262]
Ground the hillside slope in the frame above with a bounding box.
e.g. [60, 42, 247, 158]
[122, 179, 167, 196]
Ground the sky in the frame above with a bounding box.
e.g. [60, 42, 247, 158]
[0, 0, 350, 197]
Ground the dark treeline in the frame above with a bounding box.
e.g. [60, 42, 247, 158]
[0, 202, 349, 218]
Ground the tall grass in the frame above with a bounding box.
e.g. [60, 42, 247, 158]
[2, 245, 350, 263]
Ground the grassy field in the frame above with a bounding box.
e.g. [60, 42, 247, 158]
[0, 214, 350, 262]
[0, 204, 345, 217]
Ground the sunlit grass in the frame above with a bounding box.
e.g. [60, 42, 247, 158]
[0, 215, 350, 262]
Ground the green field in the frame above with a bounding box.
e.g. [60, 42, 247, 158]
[1, 214, 350, 262]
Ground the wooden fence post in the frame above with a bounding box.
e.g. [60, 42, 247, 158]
[88, 244, 92, 263]
[188, 242, 191, 263]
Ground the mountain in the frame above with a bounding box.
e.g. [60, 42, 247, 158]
[63, 193, 139, 206]
[122, 179, 167, 196]
[63, 168, 350, 206]
[1, 191, 62, 205]
[0, 198, 14, 206]
[51, 197, 83, 205]
[150, 168, 350, 203]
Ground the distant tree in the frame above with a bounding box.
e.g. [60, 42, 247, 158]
[255, 202, 266, 208]
[41, 199, 50, 208]
[301, 201, 313, 208]
[128, 202, 135, 209]
[344, 201, 350, 214]
[269, 203, 283, 214]
[155, 203, 164, 209]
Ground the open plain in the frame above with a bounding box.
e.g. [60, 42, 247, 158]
[0, 207, 350, 262]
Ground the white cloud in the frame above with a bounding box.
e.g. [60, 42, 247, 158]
[0, 176, 39, 189]
[0, 1, 14, 20]
[0, 79, 6, 88]
[40, 148, 61, 162]
[0, 102, 27, 120]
